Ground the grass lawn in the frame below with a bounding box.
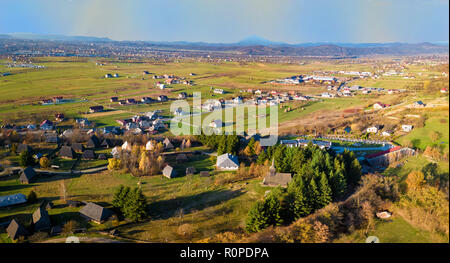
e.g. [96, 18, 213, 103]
[335, 216, 446, 243]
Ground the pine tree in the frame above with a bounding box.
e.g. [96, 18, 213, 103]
[317, 172, 332, 208]
[122, 187, 148, 222]
[112, 185, 130, 210]
[307, 178, 321, 211]
[245, 201, 268, 233]
[286, 176, 311, 221]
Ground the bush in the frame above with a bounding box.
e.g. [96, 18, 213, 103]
[19, 150, 35, 167]
[63, 220, 80, 234]
[27, 191, 38, 203]
[39, 157, 50, 168]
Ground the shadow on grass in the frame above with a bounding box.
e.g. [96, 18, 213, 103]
[148, 189, 244, 220]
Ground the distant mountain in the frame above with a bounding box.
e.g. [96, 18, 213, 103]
[236, 35, 286, 46]
[0, 33, 447, 57]
[1, 33, 112, 42]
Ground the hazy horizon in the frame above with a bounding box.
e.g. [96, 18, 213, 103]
[0, 0, 449, 44]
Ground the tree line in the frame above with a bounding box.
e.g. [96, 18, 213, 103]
[246, 144, 362, 233]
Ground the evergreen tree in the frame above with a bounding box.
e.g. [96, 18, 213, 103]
[286, 176, 311, 221]
[112, 185, 130, 210]
[123, 187, 148, 222]
[317, 172, 332, 208]
[245, 191, 283, 233]
[307, 178, 321, 211]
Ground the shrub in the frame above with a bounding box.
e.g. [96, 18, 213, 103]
[27, 190, 38, 203]
[39, 157, 50, 168]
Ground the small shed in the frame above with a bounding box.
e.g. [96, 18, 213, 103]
[87, 135, 101, 148]
[59, 146, 76, 159]
[6, 219, 29, 241]
[100, 139, 115, 148]
[17, 144, 32, 153]
[71, 143, 84, 153]
[19, 167, 36, 184]
[79, 202, 114, 224]
[81, 150, 96, 160]
[163, 138, 174, 150]
[162, 165, 176, 178]
[32, 206, 52, 232]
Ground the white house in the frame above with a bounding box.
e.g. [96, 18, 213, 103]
[402, 125, 413, 132]
[121, 141, 132, 151]
[216, 153, 239, 170]
[366, 126, 380, 133]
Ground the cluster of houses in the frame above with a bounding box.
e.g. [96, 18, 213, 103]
[280, 139, 333, 150]
[3, 198, 117, 241]
[115, 111, 165, 134]
[152, 74, 193, 86]
[366, 124, 413, 137]
[109, 94, 169, 106]
[40, 96, 65, 105]
[269, 75, 339, 85]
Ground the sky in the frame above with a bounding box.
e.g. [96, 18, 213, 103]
[0, 0, 448, 43]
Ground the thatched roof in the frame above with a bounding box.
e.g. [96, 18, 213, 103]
[59, 146, 76, 159]
[81, 150, 96, 160]
[32, 206, 52, 232]
[19, 167, 36, 184]
[71, 143, 84, 153]
[87, 135, 101, 148]
[98, 153, 107, 160]
[100, 139, 115, 148]
[162, 165, 176, 178]
[79, 202, 114, 223]
[7, 219, 29, 240]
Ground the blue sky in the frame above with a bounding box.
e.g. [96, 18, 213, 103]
[0, 0, 448, 43]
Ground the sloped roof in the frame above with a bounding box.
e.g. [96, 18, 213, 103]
[59, 146, 76, 159]
[79, 202, 113, 223]
[216, 153, 239, 169]
[19, 167, 36, 184]
[87, 135, 101, 148]
[71, 143, 84, 153]
[163, 138, 174, 149]
[0, 193, 27, 208]
[7, 219, 29, 240]
[100, 139, 114, 148]
[81, 149, 96, 160]
[32, 206, 52, 232]
[163, 165, 176, 178]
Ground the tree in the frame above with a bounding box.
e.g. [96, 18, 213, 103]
[39, 157, 50, 168]
[406, 171, 426, 193]
[107, 158, 121, 170]
[122, 187, 148, 222]
[112, 185, 130, 211]
[317, 172, 332, 208]
[245, 191, 283, 233]
[286, 176, 311, 221]
[185, 139, 192, 149]
[19, 150, 35, 167]
[27, 190, 38, 203]
[307, 178, 321, 211]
